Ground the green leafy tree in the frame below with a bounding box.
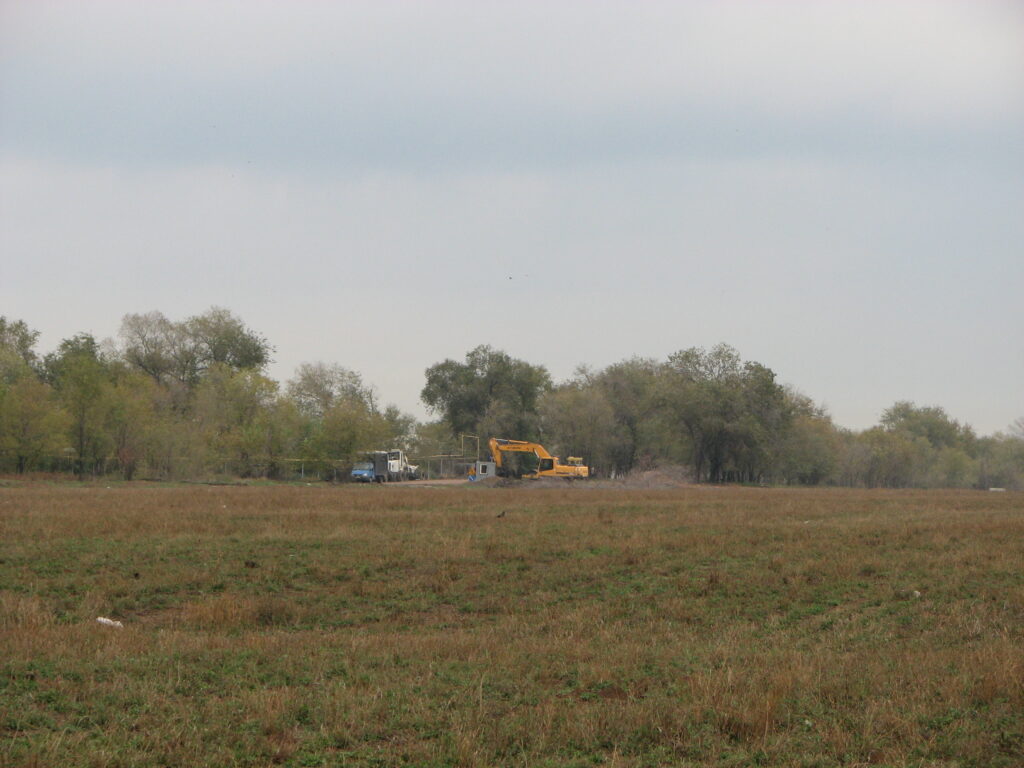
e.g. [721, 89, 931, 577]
[42, 333, 102, 383]
[0, 316, 40, 370]
[775, 392, 839, 485]
[193, 364, 279, 476]
[242, 397, 304, 479]
[732, 361, 792, 481]
[926, 446, 978, 488]
[590, 359, 662, 474]
[663, 345, 738, 481]
[145, 404, 201, 481]
[881, 401, 976, 454]
[865, 401, 983, 487]
[976, 434, 1024, 490]
[318, 403, 373, 463]
[421, 345, 551, 440]
[0, 377, 68, 473]
[187, 307, 272, 373]
[46, 335, 113, 478]
[284, 363, 416, 477]
[105, 370, 163, 480]
[854, 427, 918, 488]
[539, 380, 618, 475]
[664, 344, 790, 482]
[309, 400, 391, 473]
[382, 405, 418, 453]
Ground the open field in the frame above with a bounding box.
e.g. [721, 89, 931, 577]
[1, 483, 1022, 768]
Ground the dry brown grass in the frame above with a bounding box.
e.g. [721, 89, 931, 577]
[1, 483, 1022, 767]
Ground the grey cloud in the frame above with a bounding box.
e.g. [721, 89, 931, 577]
[2, 1, 1022, 173]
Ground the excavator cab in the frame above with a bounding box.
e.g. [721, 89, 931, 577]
[487, 437, 590, 479]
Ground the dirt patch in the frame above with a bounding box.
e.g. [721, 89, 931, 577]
[614, 466, 694, 489]
[397, 465, 699, 490]
[578, 465, 695, 489]
[467, 465, 698, 490]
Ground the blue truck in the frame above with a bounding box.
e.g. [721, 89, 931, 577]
[350, 459, 378, 482]
[351, 450, 419, 482]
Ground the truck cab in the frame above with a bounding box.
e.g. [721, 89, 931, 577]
[350, 461, 375, 482]
[386, 450, 419, 481]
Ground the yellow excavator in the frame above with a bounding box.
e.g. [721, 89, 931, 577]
[488, 438, 590, 479]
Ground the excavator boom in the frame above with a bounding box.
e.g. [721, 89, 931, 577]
[488, 438, 589, 479]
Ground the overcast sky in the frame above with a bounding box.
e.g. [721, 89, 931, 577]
[2, 0, 1022, 434]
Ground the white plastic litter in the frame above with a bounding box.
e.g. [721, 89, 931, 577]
[96, 616, 124, 628]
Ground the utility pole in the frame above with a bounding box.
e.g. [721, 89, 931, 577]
[461, 434, 480, 462]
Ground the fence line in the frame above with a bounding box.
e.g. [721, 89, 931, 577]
[0, 454, 464, 481]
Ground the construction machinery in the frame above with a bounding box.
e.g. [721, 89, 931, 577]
[387, 449, 420, 481]
[487, 438, 590, 479]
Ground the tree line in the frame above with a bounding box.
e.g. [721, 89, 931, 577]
[424, 344, 1024, 489]
[1, 312, 1022, 488]
[0, 311, 413, 480]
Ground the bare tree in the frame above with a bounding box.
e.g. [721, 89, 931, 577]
[287, 362, 376, 419]
[120, 308, 272, 387]
[1010, 417, 1024, 440]
[119, 311, 176, 384]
